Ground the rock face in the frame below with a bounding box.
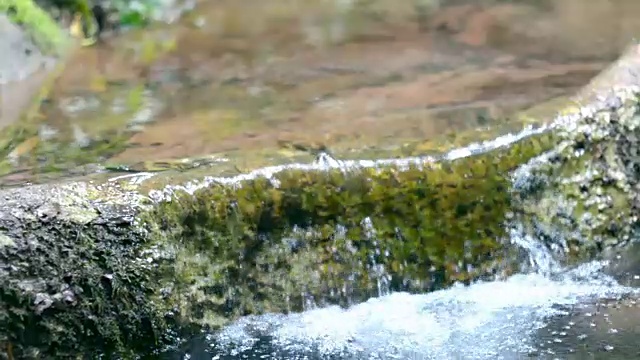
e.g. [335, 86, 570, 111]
[0, 181, 185, 359]
[515, 87, 640, 262]
[0, 14, 52, 84]
[513, 45, 640, 262]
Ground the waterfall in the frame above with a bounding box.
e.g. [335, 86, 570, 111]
[162, 137, 640, 360]
[148, 83, 640, 359]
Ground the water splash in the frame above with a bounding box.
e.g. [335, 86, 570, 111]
[205, 257, 636, 360]
[508, 223, 561, 276]
[168, 187, 636, 360]
[146, 123, 550, 202]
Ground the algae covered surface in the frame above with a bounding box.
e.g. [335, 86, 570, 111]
[142, 130, 555, 329]
[4, 0, 640, 358]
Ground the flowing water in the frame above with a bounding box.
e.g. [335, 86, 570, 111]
[146, 127, 640, 359]
[7, 0, 640, 185]
[6, 1, 640, 359]
[202, 267, 634, 359]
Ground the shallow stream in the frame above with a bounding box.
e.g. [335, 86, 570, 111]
[4, 1, 640, 359]
[182, 233, 639, 360]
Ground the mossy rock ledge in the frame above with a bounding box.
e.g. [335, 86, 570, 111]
[4, 60, 640, 360]
[5, 94, 640, 357]
[0, 129, 557, 358]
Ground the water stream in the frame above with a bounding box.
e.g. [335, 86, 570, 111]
[148, 125, 640, 360]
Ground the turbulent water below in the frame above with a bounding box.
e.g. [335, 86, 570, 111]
[170, 234, 639, 360]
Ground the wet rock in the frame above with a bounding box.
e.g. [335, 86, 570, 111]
[514, 45, 640, 262]
[0, 122, 557, 358]
[3, 5, 640, 355]
[0, 180, 191, 358]
[0, 14, 51, 84]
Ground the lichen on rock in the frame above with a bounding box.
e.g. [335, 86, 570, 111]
[0, 180, 184, 359]
[513, 86, 640, 263]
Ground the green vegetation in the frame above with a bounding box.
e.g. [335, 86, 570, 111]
[1, 0, 72, 56]
[110, 0, 161, 28]
[2, 1, 640, 358]
[2, 87, 640, 358]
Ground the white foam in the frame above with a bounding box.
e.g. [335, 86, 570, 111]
[212, 261, 635, 359]
[207, 205, 639, 359]
[145, 86, 640, 203]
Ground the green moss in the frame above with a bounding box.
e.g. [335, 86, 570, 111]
[141, 130, 555, 329]
[1, 0, 72, 56]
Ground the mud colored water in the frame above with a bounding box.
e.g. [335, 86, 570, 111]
[5, 0, 640, 184]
